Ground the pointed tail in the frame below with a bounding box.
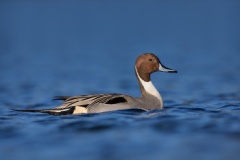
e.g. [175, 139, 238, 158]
[13, 107, 75, 116]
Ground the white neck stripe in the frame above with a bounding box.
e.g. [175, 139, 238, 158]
[135, 67, 162, 101]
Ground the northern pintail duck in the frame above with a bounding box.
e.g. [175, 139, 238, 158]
[17, 53, 177, 115]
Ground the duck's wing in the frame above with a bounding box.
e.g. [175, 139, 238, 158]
[54, 93, 128, 110]
[14, 94, 129, 115]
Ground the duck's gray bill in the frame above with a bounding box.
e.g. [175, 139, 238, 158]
[159, 63, 177, 73]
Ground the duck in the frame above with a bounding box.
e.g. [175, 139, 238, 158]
[16, 53, 177, 115]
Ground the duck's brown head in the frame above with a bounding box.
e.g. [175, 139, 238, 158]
[135, 53, 177, 82]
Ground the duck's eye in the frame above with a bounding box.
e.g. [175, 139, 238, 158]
[149, 58, 153, 62]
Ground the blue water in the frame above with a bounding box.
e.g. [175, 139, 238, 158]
[1, 1, 240, 160]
